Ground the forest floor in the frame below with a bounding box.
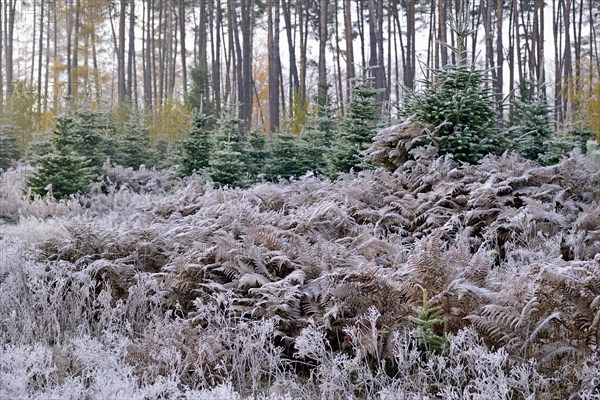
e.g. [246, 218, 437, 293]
[1, 151, 600, 399]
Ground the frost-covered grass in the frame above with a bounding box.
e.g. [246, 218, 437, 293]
[1, 152, 600, 398]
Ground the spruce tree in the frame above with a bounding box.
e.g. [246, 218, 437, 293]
[329, 75, 379, 174]
[0, 125, 21, 170]
[180, 112, 214, 176]
[399, 22, 501, 164]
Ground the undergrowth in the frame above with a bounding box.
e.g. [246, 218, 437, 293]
[1, 150, 600, 398]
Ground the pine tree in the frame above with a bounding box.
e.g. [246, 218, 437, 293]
[0, 125, 21, 170]
[329, 75, 379, 174]
[399, 22, 501, 164]
[179, 112, 214, 176]
[507, 80, 552, 161]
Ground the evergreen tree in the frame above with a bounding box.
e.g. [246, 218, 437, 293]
[507, 80, 552, 161]
[244, 131, 271, 180]
[299, 103, 336, 175]
[269, 132, 304, 180]
[27, 117, 97, 199]
[0, 125, 21, 170]
[114, 116, 156, 169]
[538, 132, 580, 166]
[329, 75, 379, 174]
[179, 112, 214, 176]
[53, 110, 115, 171]
[208, 113, 247, 187]
[399, 23, 501, 164]
[154, 138, 180, 170]
[186, 65, 215, 117]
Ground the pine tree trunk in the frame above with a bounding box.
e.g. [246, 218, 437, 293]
[128, 0, 136, 101]
[179, 0, 187, 96]
[118, 0, 126, 104]
[37, 0, 44, 114]
[343, 0, 354, 101]
[318, 0, 328, 108]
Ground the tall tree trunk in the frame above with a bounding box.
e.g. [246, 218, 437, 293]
[43, 4, 51, 112]
[334, 0, 344, 113]
[404, 0, 416, 90]
[553, 0, 563, 122]
[37, 0, 45, 114]
[299, 1, 308, 103]
[343, 0, 355, 100]
[282, 0, 300, 109]
[179, 0, 187, 96]
[4, 2, 14, 125]
[127, 0, 136, 101]
[1, 0, 5, 111]
[118, 0, 127, 104]
[439, 0, 448, 66]
[563, 0, 572, 119]
[212, 0, 223, 115]
[66, 0, 74, 98]
[30, 1, 37, 85]
[72, 0, 81, 101]
[495, 0, 504, 105]
[318, 0, 328, 108]
[143, 0, 153, 110]
[268, 0, 281, 132]
[538, 0, 546, 98]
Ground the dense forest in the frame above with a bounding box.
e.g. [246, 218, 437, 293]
[1, 0, 600, 141]
[2, 0, 600, 398]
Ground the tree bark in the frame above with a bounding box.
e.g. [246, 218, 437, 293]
[268, 0, 281, 132]
[118, 0, 127, 104]
[318, 0, 328, 108]
[404, 0, 416, 90]
[343, 0, 355, 100]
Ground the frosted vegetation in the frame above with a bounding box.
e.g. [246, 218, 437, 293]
[2, 149, 600, 399]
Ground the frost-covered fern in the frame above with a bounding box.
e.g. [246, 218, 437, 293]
[1, 151, 600, 398]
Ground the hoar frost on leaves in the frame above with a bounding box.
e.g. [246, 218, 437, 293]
[1, 150, 600, 398]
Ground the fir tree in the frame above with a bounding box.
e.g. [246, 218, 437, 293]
[329, 75, 379, 174]
[26, 113, 105, 200]
[299, 104, 336, 176]
[269, 132, 304, 180]
[180, 112, 214, 176]
[53, 111, 115, 171]
[399, 22, 501, 164]
[208, 113, 247, 187]
[507, 80, 552, 161]
[186, 64, 215, 117]
[114, 116, 156, 169]
[0, 125, 21, 170]
[244, 131, 271, 180]
[27, 150, 96, 200]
